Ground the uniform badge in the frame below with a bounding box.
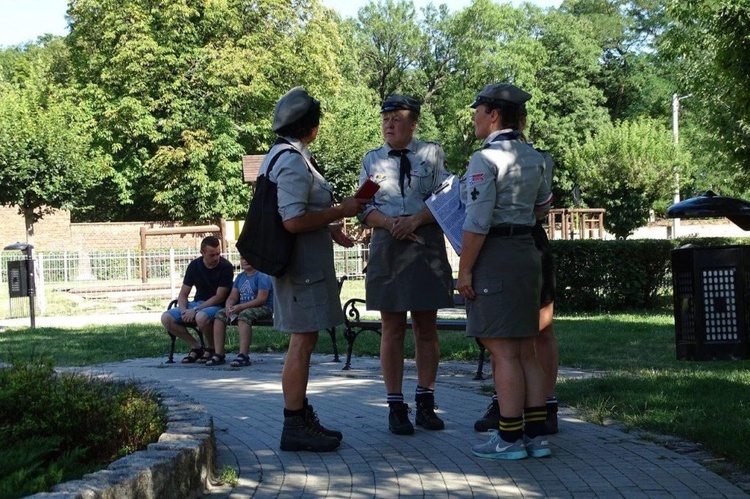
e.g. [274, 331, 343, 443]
[373, 173, 387, 182]
[468, 173, 486, 184]
[471, 187, 480, 200]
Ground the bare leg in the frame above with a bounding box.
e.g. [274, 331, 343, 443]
[213, 318, 227, 356]
[380, 311, 408, 394]
[282, 332, 318, 411]
[484, 338, 525, 418]
[519, 336, 546, 408]
[535, 301, 558, 398]
[238, 321, 253, 356]
[161, 312, 201, 349]
[411, 310, 439, 390]
[196, 312, 214, 349]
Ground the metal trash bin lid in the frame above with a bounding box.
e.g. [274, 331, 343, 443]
[667, 190, 750, 230]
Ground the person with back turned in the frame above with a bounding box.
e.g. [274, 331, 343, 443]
[265, 87, 368, 452]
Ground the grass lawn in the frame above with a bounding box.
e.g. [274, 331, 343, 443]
[1, 307, 748, 476]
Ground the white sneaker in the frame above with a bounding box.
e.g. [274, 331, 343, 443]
[524, 434, 552, 458]
[471, 430, 528, 460]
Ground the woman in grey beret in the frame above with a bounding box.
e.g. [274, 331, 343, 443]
[357, 94, 453, 436]
[456, 83, 552, 460]
[262, 87, 368, 452]
[472, 104, 560, 436]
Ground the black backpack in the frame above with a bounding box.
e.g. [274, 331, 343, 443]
[236, 140, 303, 277]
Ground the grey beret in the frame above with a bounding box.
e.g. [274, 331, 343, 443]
[471, 83, 531, 108]
[381, 94, 421, 115]
[272, 86, 318, 132]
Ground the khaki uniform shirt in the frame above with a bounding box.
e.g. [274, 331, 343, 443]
[358, 138, 448, 222]
[460, 129, 548, 234]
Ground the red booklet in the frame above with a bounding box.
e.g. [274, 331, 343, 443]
[355, 179, 380, 199]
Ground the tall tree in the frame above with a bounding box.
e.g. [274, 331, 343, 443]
[527, 6, 610, 206]
[356, 0, 423, 101]
[561, 0, 674, 122]
[66, 0, 345, 222]
[0, 40, 107, 242]
[568, 118, 688, 238]
[662, 0, 750, 196]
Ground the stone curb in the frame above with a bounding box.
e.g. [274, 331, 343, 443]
[27, 378, 215, 499]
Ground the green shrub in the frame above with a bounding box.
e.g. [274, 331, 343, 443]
[551, 236, 750, 312]
[0, 356, 166, 497]
[552, 239, 673, 311]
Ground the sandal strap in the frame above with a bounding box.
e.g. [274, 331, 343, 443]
[181, 346, 205, 363]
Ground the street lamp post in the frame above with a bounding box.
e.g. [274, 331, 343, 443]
[672, 93, 692, 239]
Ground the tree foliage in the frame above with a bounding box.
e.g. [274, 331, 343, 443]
[569, 118, 688, 238]
[662, 0, 750, 197]
[65, 0, 345, 222]
[2, 0, 748, 235]
[0, 40, 107, 241]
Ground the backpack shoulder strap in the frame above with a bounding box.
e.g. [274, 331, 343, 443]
[265, 138, 303, 176]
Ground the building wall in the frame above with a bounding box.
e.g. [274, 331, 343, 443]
[0, 206, 223, 253]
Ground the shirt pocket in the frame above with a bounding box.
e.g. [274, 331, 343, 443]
[291, 270, 329, 309]
[412, 163, 436, 195]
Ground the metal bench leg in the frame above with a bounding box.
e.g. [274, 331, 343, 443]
[473, 338, 486, 380]
[327, 326, 340, 362]
[342, 327, 356, 370]
[167, 333, 176, 363]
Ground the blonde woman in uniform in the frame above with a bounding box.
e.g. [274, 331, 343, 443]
[358, 95, 453, 435]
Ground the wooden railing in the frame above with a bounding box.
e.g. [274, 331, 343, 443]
[546, 208, 606, 240]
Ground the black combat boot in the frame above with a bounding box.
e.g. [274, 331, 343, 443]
[474, 399, 500, 432]
[280, 413, 341, 452]
[388, 402, 415, 435]
[415, 394, 445, 431]
[306, 404, 343, 441]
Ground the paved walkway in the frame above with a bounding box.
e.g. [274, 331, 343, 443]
[79, 352, 747, 498]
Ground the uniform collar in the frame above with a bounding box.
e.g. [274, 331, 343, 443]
[482, 129, 515, 147]
[385, 138, 417, 154]
[280, 135, 313, 162]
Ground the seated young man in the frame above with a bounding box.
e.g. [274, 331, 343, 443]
[160, 236, 234, 363]
[205, 257, 274, 367]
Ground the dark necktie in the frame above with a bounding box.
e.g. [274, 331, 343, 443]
[388, 149, 411, 196]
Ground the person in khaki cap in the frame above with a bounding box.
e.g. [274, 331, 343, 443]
[262, 86, 369, 452]
[456, 82, 552, 460]
[473, 103, 559, 436]
[357, 94, 453, 436]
